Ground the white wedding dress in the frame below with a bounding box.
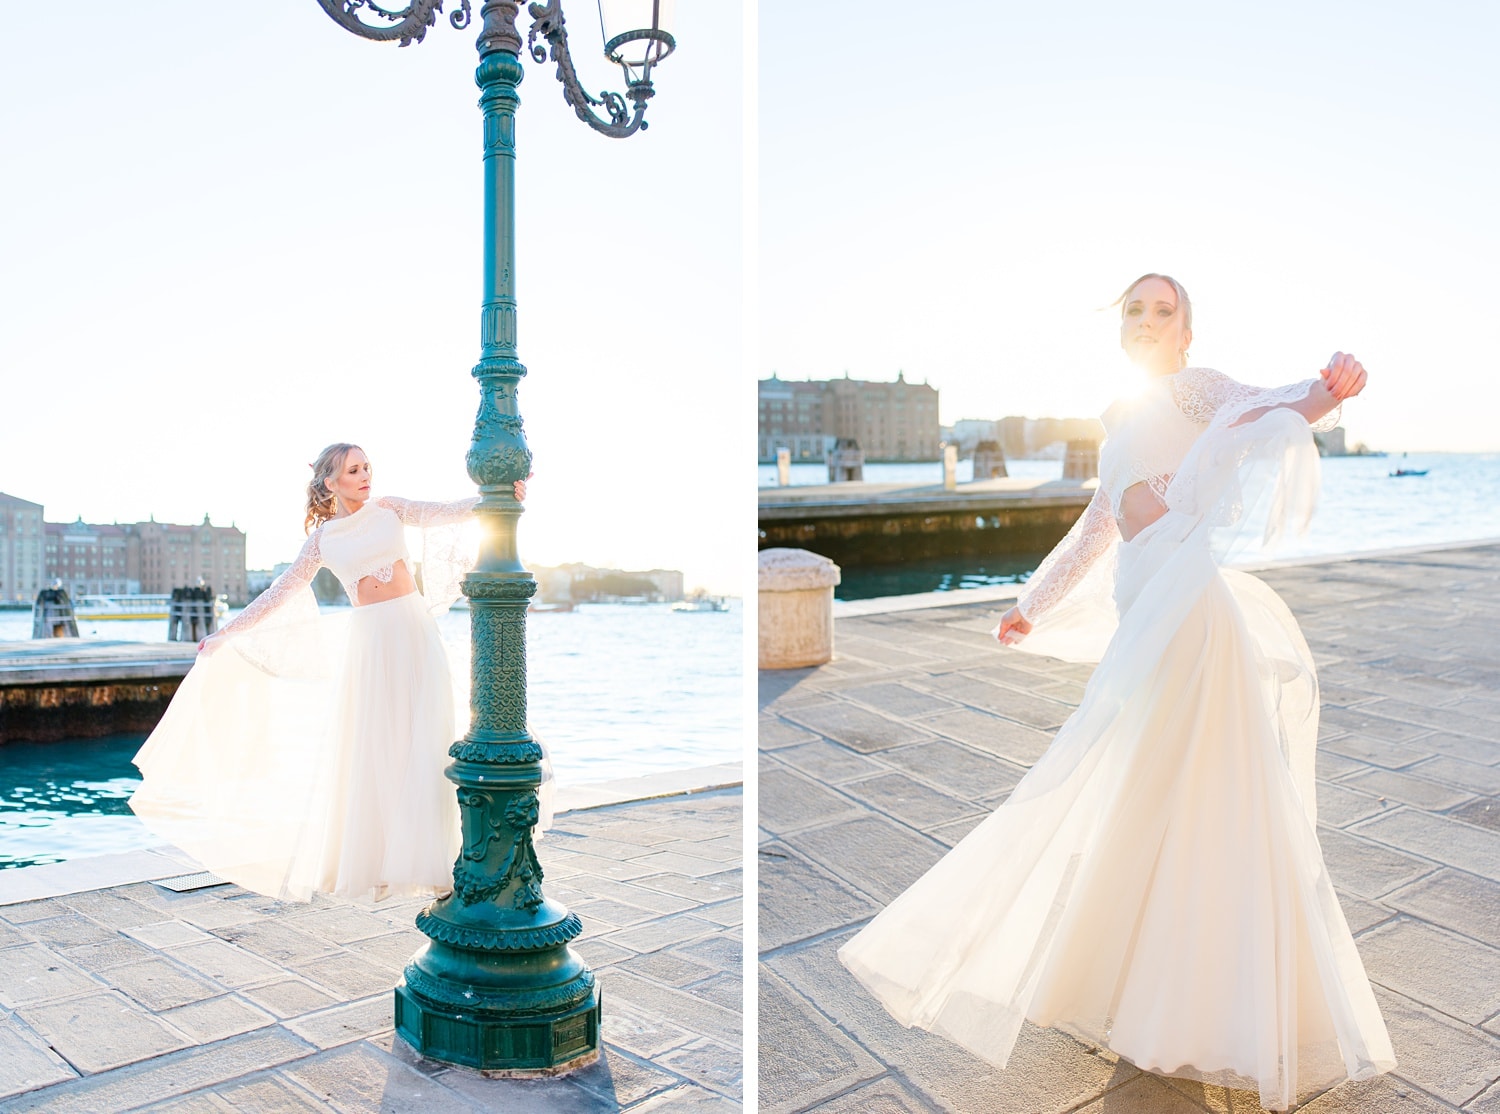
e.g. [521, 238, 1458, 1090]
[838, 369, 1396, 1111]
[130, 495, 513, 903]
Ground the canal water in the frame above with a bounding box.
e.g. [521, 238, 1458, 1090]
[761, 454, 1500, 599]
[0, 601, 742, 869]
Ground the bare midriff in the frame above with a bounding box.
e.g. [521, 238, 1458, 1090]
[355, 559, 418, 606]
[1117, 480, 1170, 542]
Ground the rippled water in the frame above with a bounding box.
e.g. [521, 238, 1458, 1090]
[0, 601, 742, 869]
[762, 455, 1500, 599]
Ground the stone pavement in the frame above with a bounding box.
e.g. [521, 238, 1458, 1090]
[758, 542, 1500, 1113]
[0, 788, 741, 1112]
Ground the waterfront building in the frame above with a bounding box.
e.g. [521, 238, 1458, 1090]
[0, 493, 45, 605]
[537, 563, 685, 603]
[43, 520, 138, 597]
[125, 515, 249, 605]
[759, 373, 941, 463]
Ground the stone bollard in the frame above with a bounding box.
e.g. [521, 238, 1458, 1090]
[826, 438, 864, 483]
[973, 439, 1008, 480]
[31, 587, 79, 639]
[758, 548, 840, 669]
[943, 444, 957, 491]
[776, 447, 791, 487]
[168, 586, 218, 642]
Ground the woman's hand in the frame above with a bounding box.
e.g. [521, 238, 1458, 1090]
[197, 634, 222, 656]
[994, 605, 1033, 646]
[513, 471, 533, 502]
[1321, 352, 1367, 402]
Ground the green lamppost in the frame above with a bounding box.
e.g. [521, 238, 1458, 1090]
[315, 0, 676, 1074]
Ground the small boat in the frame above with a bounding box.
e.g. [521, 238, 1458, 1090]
[74, 594, 230, 621]
[672, 595, 729, 613]
[1389, 468, 1429, 478]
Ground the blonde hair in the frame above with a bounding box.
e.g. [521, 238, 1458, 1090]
[1114, 272, 1193, 332]
[305, 442, 363, 534]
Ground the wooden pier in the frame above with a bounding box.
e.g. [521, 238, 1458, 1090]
[758, 476, 1095, 567]
[0, 640, 195, 743]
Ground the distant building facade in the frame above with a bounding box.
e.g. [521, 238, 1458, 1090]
[759, 373, 941, 463]
[0, 493, 45, 605]
[0, 492, 248, 604]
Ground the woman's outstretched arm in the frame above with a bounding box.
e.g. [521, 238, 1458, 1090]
[1174, 356, 1367, 432]
[200, 530, 323, 651]
[996, 485, 1119, 644]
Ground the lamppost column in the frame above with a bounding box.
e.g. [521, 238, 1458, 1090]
[390, 0, 602, 1073]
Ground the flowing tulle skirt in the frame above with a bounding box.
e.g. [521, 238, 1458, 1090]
[131, 593, 461, 902]
[838, 512, 1395, 1110]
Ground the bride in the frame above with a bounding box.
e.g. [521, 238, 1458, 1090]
[838, 275, 1396, 1111]
[129, 443, 525, 904]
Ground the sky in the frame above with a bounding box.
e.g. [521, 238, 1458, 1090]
[759, 1, 1500, 454]
[0, 1, 744, 594]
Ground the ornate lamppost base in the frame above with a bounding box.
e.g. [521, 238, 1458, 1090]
[394, 955, 602, 1073]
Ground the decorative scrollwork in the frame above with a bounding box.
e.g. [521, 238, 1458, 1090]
[315, 0, 471, 45]
[414, 909, 583, 951]
[525, 0, 651, 138]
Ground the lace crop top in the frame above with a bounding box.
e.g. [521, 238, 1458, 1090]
[1015, 368, 1339, 623]
[216, 494, 480, 638]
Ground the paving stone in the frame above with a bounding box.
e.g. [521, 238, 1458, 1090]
[1383, 868, 1500, 949]
[1406, 755, 1500, 795]
[627, 1083, 741, 1111]
[774, 739, 889, 786]
[793, 816, 945, 905]
[187, 1074, 327, 1112]
[59, 935, 159, 972]
[0, 944, 101, 1008]
[545, 850, 659, 882]
[18, 914, 118, 951]
[15, 990, 189, 1074]
[1450, 795, 1500, 832]
[210, 920, 341, 966]
[617, 950, 717, 988]
[764, 936, 1121, 1114]
[1319, 732, 1428, 768]
[757, 843, 878, 952]
[283, 1041, 478, 1112]
[606, 914, 720, 956]
[561, 876, 698, 918]
[237, 977, 341, 1020]
[758, 969, 882, 1113]
[926, 813, 990, 847]
[573, 939, 637, 970]
[1360, 918, 1500, 1024]
[631, 872, 741, 908]
[1315, 781, 1394, 829]
[1369, 987, 1500, 1107]
[166, 938, 286, 989]
[919, 675, 1076, 729]
[1315, 828, 1435, 899]
[1161, 1077, 1280, 1112]
[1293, 1073, 1455, 1112]
[919, 707, 1057, 768]
[1350, 808, 1500, 881]
[156, 994, 276, 1044]
[283, 994, 393, 1049]
[1342, 767, 1478, 811]
[599, 994, 697, 1059]
[655, 1036, 741, 1099]
[171, 901, 269, 931]
[1407, 731, 1500, 766]
[1338, 893, 1395, 935]
[809, 1076, 938, 1113]
[840, 682, 964, 719]
[1316, 749, 1370, 782]
[779, 703, 938, 754]
[841, 772, 986, 829]
[54, 890, 165, 930]
[602, 969, 739, 1048]
[562, 1048, 680, 1106]
[690, 973, 742, 1013]
[628, 851, 743, 879]
[0, 1015, 78, 1100]
[1363, 698, 1500, 741]
[876, 739, 1025, 799]
[292, 952, 398, 1000]
[0, 900, 75, 925]
[123, 921, 213, 949]
[1073, 1074, 1207, 1113]
[107, 957, 226, 1011]
[758, 717, 821, 750]
[282, 905, 399, 946]
[1470, 1078, 1500, 1114]
[340, 932, 420, 973]
[673, 935, 741, 979]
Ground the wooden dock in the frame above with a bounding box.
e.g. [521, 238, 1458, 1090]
[0, 640, 195, 743]
[758, 477, 1095, 567]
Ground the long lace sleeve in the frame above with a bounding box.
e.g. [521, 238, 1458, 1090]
[1016, 487, 1120, 624]
[376, 495, 481, 528]
[216, 531, 322, 640]
[377, 495, 482, 615]
[1171, 367, 1341, 433]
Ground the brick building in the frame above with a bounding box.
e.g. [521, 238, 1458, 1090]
[759, 373, 941, 463]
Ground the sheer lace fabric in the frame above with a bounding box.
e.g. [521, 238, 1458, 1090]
[847, 370, 1394, 1111]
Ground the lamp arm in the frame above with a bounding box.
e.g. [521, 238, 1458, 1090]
[314, 0, 472, 47]
[526, 0, 650, 138]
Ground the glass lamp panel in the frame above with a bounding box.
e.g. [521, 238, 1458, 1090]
[598, 0, 677, 66]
